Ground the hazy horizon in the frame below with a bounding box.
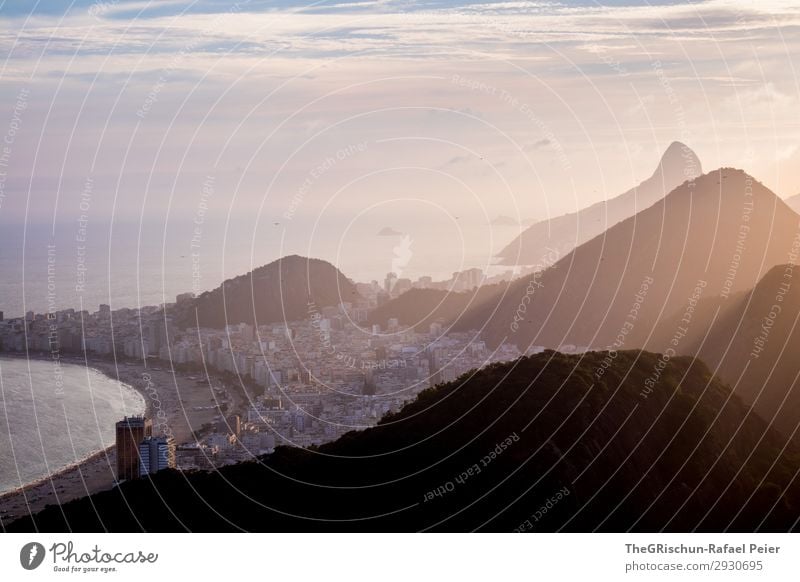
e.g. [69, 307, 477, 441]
[2, 1, 799, 234]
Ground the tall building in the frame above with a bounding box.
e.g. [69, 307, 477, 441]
[426, 347, 443, 387]
[216, 414, 242, 436]
[416, 276, 432, 289]
[116, 416, 152, 481]
[138, 436, 175, 476]
[147, 323, 161, 355]
[147, 317, 175, 356]
[363, 368, 377, 396]
[227, 414, 242, 437]
[240, 323, 255, 342]
[462, 268, 484, 289]
[175, 442, 215, 470]
[384, 272, 397, 293]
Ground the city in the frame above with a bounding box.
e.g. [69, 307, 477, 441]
[0, 267, 528, 479]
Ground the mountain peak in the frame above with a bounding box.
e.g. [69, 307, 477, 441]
[653, 141, 702, 184]
[495, 141, 706, 266]
[172, 254, 360, 329]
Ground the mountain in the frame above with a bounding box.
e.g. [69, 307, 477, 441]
[651, 264, 800, 439]
[367, 286, 503, 331]
[785, 193, 800, 214]
[9, 350, 800, 532]
[455, 168, 800, 351]
[172, 255, 361, 329]
[496, 141, 702, 266]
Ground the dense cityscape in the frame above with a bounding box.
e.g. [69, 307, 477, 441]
[0, 267, 529, 481]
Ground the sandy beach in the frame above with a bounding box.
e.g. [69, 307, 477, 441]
[0, 354, 243, 527]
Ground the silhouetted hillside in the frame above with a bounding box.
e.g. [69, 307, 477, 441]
[368, 286, 503, 331]
[172, 255, 360, 329]
[646, 291, 746, 352]
[651, 264, 800, 439]
[10, 350, 800, 532]
[497, 141, 702, 265]
[457, 169, 800, 350]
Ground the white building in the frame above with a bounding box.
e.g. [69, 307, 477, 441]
[138, 436, 175, 476]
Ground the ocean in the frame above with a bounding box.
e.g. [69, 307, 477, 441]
[0, 217, 515, 495]
[0, 357, 145, 495]
[0, 220, 517, 318]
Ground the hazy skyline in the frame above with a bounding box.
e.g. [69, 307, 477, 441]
[1, 0, 799, 270]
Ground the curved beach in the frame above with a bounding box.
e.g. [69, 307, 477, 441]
[0, 354, 238, 527]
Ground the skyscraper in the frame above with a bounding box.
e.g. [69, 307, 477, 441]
[138, 436, 175, 476]
[116, 416, 152, 481]
[384, 272, 397, 294]
[363, 368, 376, 396]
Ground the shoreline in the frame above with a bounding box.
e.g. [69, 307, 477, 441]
[0, 349, 154, 414]
[0, 352, 148, 497]
[0, 351, 234, 527]
[0, 443, 115, 500]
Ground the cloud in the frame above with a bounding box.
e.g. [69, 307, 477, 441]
[3, 0, 800, 225]
[439, 154, 472, 168]
[524, 138, 552, 151]
[377, 226, 403, 236]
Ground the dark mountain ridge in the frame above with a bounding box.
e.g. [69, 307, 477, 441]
[9, 350, 800, 532]
[650, 263, 800, 439]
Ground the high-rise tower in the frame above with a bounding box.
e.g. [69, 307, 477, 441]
[116, 416, 152, 481]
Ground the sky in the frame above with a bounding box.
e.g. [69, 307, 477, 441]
[0, 0, 799, 282]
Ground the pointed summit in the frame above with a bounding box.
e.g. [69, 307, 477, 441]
[653, 141, 702, 185]
[496, 140, 704, 266]
[467, 166, 800, 350]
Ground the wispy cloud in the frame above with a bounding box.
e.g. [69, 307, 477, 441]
[1, 0, 799, 230]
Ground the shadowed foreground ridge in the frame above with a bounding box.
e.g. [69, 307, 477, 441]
[10, 351, 800, 532]
[649, 263, 800, 440]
